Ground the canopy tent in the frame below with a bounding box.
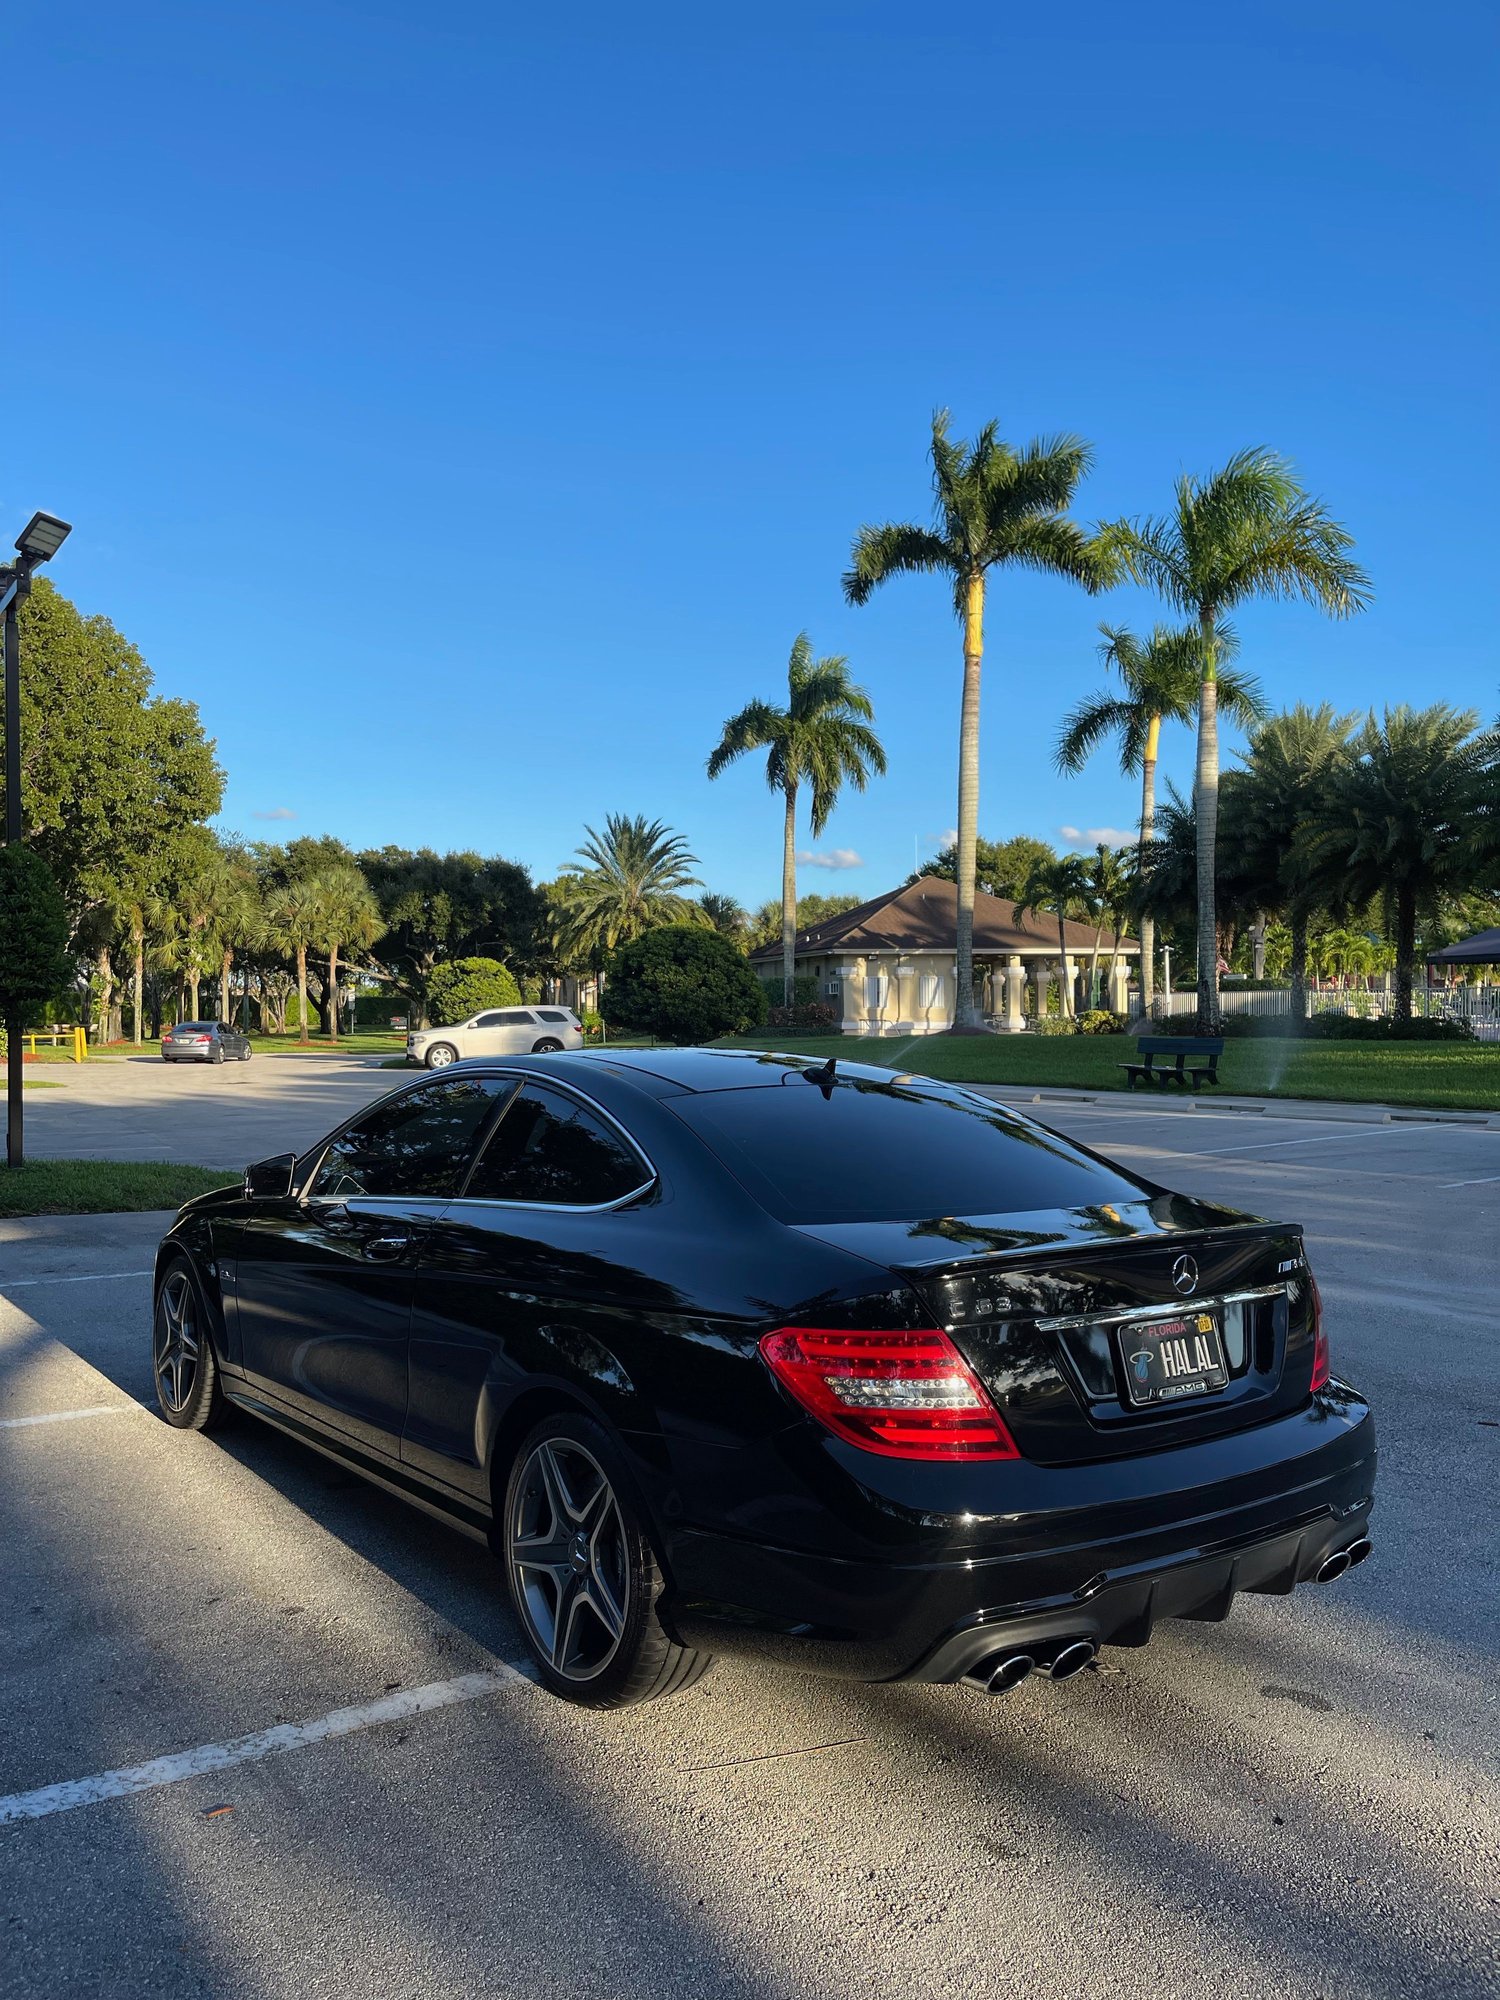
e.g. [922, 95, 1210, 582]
[1426, 927, 1500, 965]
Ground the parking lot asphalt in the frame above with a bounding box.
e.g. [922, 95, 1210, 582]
[1, 1094, 1497, 1999]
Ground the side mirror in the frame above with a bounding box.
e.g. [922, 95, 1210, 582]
[244, 1151, 297, 1200]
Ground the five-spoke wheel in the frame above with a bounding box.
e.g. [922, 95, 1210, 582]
[501, 1412, 713, 1707]
[152, 1260, 230, 1431]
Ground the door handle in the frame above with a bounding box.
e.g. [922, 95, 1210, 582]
[361, 1231, 412, 1262]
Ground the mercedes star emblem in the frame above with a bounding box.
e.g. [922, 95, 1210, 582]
[1171, 1254, 1199, 1297]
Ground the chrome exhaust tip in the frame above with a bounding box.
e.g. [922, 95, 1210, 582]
[963, 1652, 1035, 1695]
[1040, 1639, 1098, 1681]
[1316, 1549, 1351, 1583]
[1345, 1536, 1373, 1568]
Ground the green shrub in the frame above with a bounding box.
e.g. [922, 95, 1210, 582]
[759, 972, 822, 1011]
[1077, 1009, 1127, 1036]
[767, 1001, 839, 1034]
[604, 926, 768, 1045]
[0, 849, 70, 1030]
[427, 956, 521, 1024]
[1034, 1017, 1077, 1037]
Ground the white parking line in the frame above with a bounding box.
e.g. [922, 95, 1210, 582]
[0, 1667, 532, 1827]
[1440, 1173, 1500, 1188]
[0, 1403, 141, 1429]
[1, 1269, 153, 1291]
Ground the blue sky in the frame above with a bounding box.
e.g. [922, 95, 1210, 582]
[3, 1, 1494, 907]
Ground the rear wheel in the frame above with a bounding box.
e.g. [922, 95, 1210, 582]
[531, 1037, 563, 1054]
[425, 1042, 458, 1069]
[501, 1412, 712, 1708]
[212, 1044, 225, 1065]
[153, 1260, 232, 1431]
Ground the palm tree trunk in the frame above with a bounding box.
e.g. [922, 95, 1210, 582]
[1194, 609, 1221, 1035]
[1290, 911, 1309, 1022]
[97, 944, 114, 1043]
[296, 945, 310, 1045]
[219, 949, 232, 1026]
[954, 571, 985, 1029]
[1394, 887, 1416, 1024]
[187, 969, 200, 1019]
[133, 928, 145, 1046]
[1251, 913, 1267, 980]
[1088, 921, 1103, 1008]
[781, 786, 797, 1007]
[328, 942, 341, 1043]
[1139, 715, 1160, 1017]
[1056, 914, 1073, 1020]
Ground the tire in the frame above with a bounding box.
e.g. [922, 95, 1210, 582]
[531, 1037, 563, 1054]
[241, 1046, 253, 1061]
[501, 1411, 712, 1709]
[212, 1044, 225, 1065]
[153, 1259, 232, 1432]
[424, 1042, 459, 1069]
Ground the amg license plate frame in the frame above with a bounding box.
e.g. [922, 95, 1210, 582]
[1117, 1309, 1229, 1407]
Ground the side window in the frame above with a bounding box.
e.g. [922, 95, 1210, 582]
[473, 1012, 509, 1028]
[464, 1084, 650, 1207]
[309, 1076, 512, 1201]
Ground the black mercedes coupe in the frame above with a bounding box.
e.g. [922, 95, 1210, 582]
[152, 1049, 1376, 1708]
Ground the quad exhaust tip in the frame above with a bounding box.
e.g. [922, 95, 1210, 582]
[963, 1652, 1035, 1695]
[1316, 1536, 1373, 1584]
[1039, 1638, 1098, 1681]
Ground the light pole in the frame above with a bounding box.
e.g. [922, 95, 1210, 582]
[2, 512, 73, 1168]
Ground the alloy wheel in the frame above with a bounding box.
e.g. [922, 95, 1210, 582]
[508, 1438, 631, 1681]
[426, 1043, 457, 1068]
[154, 1270, 201, 1414]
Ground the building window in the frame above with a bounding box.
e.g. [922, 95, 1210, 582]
[866, 974, 889, 1013]
[918, 973, 940, 1009]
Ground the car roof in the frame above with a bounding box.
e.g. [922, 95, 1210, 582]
[560, 1046, 908, 1094]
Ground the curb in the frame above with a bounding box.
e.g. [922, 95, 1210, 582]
[970, 1086, 1500, 1130]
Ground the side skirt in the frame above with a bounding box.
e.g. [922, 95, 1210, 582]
[222, 1386, 494, 1546]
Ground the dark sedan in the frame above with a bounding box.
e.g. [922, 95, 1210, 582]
[151, 1049, 1376, 1708]
[161, 1020, 253, 1064]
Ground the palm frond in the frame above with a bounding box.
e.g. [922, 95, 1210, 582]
[842, 522, 956, 604]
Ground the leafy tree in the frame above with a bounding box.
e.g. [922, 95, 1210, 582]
[1297, 705, 1488, 1021]
[262, 877, 325, 1045]
[0, 848, 70, 1168]
[906, 835, 1057, 902]
[747, 892, 862, 951]
[1056, 623, 1262, 1011]
[1015, 854, 1093, 1020]
[707, 634, 886, 1002]
[844, 412, 1110, 1027]
[359, 847, 545, 1023]
[1226, 704, 1359, 1018]
[601, 926, 768, 1045]
[427, 956, 522, 1023]
[0, 579, 222, 921]
[555, 815, 705, 963]
[1102, 449, 1370, 1031]
[698, 892, 749, 943]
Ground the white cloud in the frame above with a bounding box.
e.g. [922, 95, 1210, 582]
[924, 828, 958, 850]
[797, 847, 864, 870]
[1058, 824, 1135, 850]
[252, 806, 298, 821]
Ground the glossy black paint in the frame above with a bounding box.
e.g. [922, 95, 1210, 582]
[158, 1048, 1377, 1683]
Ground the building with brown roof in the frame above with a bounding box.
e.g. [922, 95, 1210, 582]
[747, 876, 1139, 1034]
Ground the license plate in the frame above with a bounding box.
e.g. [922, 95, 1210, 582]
[1117, 1311, 1229, 1407]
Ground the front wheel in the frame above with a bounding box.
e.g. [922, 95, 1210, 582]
[153, 1260, 232, 1431]
[424, 1042, 458, 1069]
[501, 1413, 712, 1708]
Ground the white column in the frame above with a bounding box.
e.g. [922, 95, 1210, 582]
[1032, 960, 1050, 1022]
[1108, 958, 1131, 1015]
[1002, 955, 1027, 1033]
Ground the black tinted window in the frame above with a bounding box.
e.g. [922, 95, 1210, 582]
[310, 1076, 511, 1200]
[673, 1077, 1138, 1223]
[465, 1083, 648, 1206]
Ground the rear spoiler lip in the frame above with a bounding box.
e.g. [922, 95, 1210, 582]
[878, 1217, 1302, 1282]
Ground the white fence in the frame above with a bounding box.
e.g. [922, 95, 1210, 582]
[1156, 983, 1500, 1037]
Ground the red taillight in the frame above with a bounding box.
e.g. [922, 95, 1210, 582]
[758, 1327, 1021, 1461]
[1308, 1272, 1330, 1391]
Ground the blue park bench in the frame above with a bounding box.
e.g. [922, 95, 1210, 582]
[1119, 1035, 1224, 1090]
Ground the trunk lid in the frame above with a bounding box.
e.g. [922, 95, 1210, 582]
[792, 1194, 1316, 1465]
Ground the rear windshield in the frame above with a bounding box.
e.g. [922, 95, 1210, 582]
[537, 1009, 574, 1022]
[671, 1076, 1139, 1224]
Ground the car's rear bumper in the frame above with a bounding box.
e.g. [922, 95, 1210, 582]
[659, 1391, 1376, 1682]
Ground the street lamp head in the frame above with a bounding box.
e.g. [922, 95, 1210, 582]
[14, 512, 71, 563]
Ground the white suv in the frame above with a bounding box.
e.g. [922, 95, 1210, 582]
[407, 1006, 584, 1068]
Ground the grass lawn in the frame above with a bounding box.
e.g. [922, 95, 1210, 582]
[252, 1031, 408, 1057]
[713, 1033, 1500, 1112]
[0, 1160, 242, 1217]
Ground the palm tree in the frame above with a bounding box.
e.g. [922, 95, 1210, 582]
[707, 636, 886, 1002]
[698, 892, 749, 944]
[309, 863, 382, 1042]
[263, 877, 325, 1045]
[844, 412, 1109, 1028]
[555, 815, 705, 965]
[1056, 623, 1262, 1013]
[1227, 703, 1359, 1019]
[1297, 705, 1487, 1022]
[1103, 449, 1371, 1031]
[1015, 853, 1092, 1021]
